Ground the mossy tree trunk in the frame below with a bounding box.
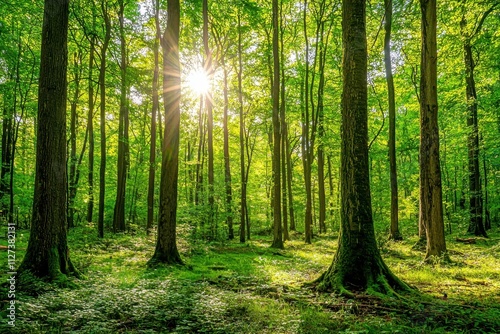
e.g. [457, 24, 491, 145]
[316, 0, 409, 295]
[149, 0, 182, 265]
[19, 0, 77, 279]
[419, 0, 448, 260]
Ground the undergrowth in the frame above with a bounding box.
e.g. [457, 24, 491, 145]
[1, 224, 499, 333]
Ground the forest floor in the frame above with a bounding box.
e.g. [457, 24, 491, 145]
[1, 223, 500, 333]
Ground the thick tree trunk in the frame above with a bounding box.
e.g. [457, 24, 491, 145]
[149, 0, 182, 265]
[316, 0, 409, 295]
[19, 0, 77, 279]
[384, 0, 402, 241]
[97, 1, 111, 238]
[419, 0, 448, 260]
[113, 0, 129, 233]
[271, 0, 283, 249]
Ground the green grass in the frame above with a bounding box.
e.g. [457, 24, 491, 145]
[1, 223, 500, 333]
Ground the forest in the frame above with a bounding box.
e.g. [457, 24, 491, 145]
[1, 0, 500, 332]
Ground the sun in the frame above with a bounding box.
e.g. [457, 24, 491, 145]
[187, 68, 210, 96]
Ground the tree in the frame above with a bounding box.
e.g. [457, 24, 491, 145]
[113, 0, 130, 233]
[270, 0, 284, 249]
[237, 8, 247, 243]
[86, 11, 96, 225]
[384, 0, 402, 241]
[149, 0, 182, 265]
[18, 0, 77, 279]
[147, 0, 161, 234]
[315, 0, 409, 295]
[97, 0, 111, 238]
[460, 1, 498, 237]
[203, 0, 215, 239]
[419, 0, 448, 260]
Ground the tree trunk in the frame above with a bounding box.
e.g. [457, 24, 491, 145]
[286, 124, 296, 231]
[279, 2, 289, 241]
[86, 17, 96, 224]
[222, 63, 234, 240]
[384, 0, 402, 241]
[419, 0, 448, 260]
[271, 0, 283, 249]
[68, 53, 79, 229]
[1, 100, 13, 220]
[464, 40, 485, 237]
[302, 0, 313, 244]
[19, 0, 77, 279]
[203, 0, 215, 239]
[237, 10, 247, 243]
[113, 0, 129, 233]
[147, 0, 161, 235]
[149, 0, 182, 265]
[316, 0, 409, 295]
[97, 1, 111, 238]
[483, 152, 491, 230]
[460, 5, 489, 237]
[67, 51, 87, 230]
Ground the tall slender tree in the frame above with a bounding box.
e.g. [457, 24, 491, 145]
[19, 0, 78, 279]
[460, 1, 498, 237]
[316, 0, 409, 295]
[203, 0, 215, 238]
[86, 12, 96, 224]
[271, 0, 284, 249]
[149, 0, 183, 265]
[97, 0, 111, 238]
[147, 0, 161, 234]
[419, 0, 448, 260]
[384, 0, 402, 240]
[113, 0, 130, 233]
[237, 9, 247, 243]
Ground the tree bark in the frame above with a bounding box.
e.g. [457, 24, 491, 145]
[113, 0, 129, 233]
[419, 0, 448, 260]
[279, 1, 289, 241]
[237, 10, 247, 243]
[285, 124, 296, 231]
[147, 0, 161, 235]
[149, 0, 182, 265]
[302, 0, 313, 244]
[222, 62, 234, 240]
[384, 0, 402, 241]
[97, 0, 111, 238]
[271, 0, 283, 249]
[316, 0, 409, 295]
[19, 0, 77, 279]
[203, 0, 215, 239]
[86, 15, 96, 224]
